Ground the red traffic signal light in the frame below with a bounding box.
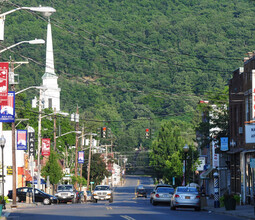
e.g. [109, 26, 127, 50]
[145, 128, 150, 139]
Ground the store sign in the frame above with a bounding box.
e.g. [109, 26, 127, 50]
[245, 124, 255, 143]
[197, 157, 206, 171]
[0, 91, 15, 122]
[78, 151, 84, 163]
[28, 132, 35, 157]
[17, 130, 27, 150]
[42, 138, 50, 156]
[0, 62, 8, 105]
[7, 166, 12, 175]
[212, 140, 219, 168]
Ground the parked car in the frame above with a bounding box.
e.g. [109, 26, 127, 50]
[136, 188, 147, 198]
[150, 184, 172, 202]
[7, 187, 57, 205]
[92, 185, 113, 203]
[170, 186, 201, 211]
[55, 184, 79, 203]
[86, 190, 92, 202]
[78, 190, 92, 203]
[150, 186, 174, 205]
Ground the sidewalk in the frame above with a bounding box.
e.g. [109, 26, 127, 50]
[203, 198, 255, 220]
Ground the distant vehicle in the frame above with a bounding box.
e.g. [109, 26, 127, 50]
[7, 187, 57, 205]
[137, 185, 144, 189]
[150, 184, 172, 201]
[170, 186, 201, 211]
[136, 188, 147, 198]
[150, 187, 174, 205]
[92, 185, 113, 203]
[79, 190, 92, 203]
[55, 184, 79, 203]
[86, 190, 92, 201]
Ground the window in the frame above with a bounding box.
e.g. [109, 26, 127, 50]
[48, 98, 52, 108]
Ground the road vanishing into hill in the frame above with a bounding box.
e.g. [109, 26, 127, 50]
[5, 175, 242, 220]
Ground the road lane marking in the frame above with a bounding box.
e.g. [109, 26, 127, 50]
[121, 215, 136, 220]
[106, 206, 112, 210]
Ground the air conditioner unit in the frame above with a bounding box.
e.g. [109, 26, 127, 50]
[239, 127, 243, 134]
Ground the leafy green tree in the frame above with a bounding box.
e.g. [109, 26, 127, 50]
[41, 149, 63, 192]
[83, 153, 110, 187]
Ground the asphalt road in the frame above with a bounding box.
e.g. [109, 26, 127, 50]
[5, 175, 242, 220]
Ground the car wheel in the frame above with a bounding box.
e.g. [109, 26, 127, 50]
[93, 199, 97, 203]
[150, 198, 152, 203]
[145, 195, 147, 198]
[170, 205, 176, 210]
[43, 198, 51, 205]
[109, 197, 113, 203]
[152, 200, 157, 206]
[195, 207, 201, 211]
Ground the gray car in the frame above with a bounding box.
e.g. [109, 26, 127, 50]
[151, 187, 174, 205]
[170, 186, 201, 211]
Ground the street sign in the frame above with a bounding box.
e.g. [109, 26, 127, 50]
[7, 166, 12, 175]
[90, 182, 94, 184]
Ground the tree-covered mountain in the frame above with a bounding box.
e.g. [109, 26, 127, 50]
[0, 0, 254, 154]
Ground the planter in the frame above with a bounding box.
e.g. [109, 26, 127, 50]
[224, 198, 236, 210]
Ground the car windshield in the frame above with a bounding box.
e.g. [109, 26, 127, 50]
[58, 185, 73, 191]
[177, 187, 198, 193]
[138, 189, 146, 192]
[157, 187, 174, 193]
[94, 186, 110, 190]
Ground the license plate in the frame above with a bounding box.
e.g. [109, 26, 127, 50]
[100, 197, 104, 200]
[163, 195, 169, 197]
[185, 196, 190, 199]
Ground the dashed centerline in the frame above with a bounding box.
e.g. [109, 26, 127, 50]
[121, 215, 136, 220]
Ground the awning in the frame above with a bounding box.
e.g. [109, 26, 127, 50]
[200, 166, 214, 180]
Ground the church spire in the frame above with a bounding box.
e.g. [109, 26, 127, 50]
[45, 18, 55, 76]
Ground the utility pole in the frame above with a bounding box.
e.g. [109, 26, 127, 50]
[87, 133, 92, 190]
[80, 126, 84, 191]
[74, 106, 79, 189]
[37, 88, 42, 190]
[53, 108, 56, 151]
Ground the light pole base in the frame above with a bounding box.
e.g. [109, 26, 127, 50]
[214, 200, 220, 208]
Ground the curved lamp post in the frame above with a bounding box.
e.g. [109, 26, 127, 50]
[0, 135, 6, 209]
[183, 144, 189, 186]
[0, 39, 45, 54]
[0, 6, 56, 40]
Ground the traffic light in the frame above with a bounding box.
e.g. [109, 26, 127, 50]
[101, 127, 107, 138]
[145, 128, 150, 139]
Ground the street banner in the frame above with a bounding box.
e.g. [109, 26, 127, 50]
[17, 130, 27, 150]
[28, 132, 35, 157]
[42, 138, 50, 156]
[0, 91, 15, 122]
[0, 62, 8, 105]
[220, 137, 229, 151]
[78, 151, 84, 163]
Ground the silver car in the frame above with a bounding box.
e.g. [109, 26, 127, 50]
[170, 187, 201, 211]
[151, 187, 174, 206]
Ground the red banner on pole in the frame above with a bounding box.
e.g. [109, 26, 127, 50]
[42, 138, 50, 156]
[0, 62, 8, 105]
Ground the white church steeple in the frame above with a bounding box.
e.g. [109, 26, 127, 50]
[41, 18, 61, 111]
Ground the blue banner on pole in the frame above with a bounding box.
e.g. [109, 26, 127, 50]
[78, 151, 84, 163]
[220, 137, 229, 151]
[17, 130, 27, 150]
[0, 91, 15, 122]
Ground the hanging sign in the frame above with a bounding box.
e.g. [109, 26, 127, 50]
[17, 130, 27, 150]
[220, 137, 229, 151]
[7, 166, 12, 175]
[42, 138, 50, 156]
[0, 91, 15, 122]
[28, 132, 35, 157]
[0, 62, 8, 105]
[78, 151, 84, 163]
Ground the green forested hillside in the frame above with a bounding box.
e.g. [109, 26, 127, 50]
[0, 0, 254, 152]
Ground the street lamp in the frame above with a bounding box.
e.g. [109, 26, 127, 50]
[183, 144, 189, 186]
[0, 6, 56, 40]
[0, 135, 6, 209]
[0, 39, 45, 54]
[56, 131, 81, 139]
